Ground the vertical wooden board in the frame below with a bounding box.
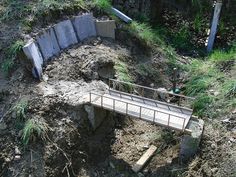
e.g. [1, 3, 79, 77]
[132, 145, 157, 173]
[207, 2, 222, 52]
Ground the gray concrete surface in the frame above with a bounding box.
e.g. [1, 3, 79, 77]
[72, 13, 97, 41]
[23, 41, 44, 79]
[37, 28, 60, 61]
[54, 20, 78, 49]
[95, 20, 116, 39]
[84, 105, 107, 130]
[180, 118, 204, 161]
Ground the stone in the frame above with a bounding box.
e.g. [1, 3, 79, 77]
[23, 41, 43, 79]
[37, 28, 60, 61]
[71, 13, 97, 41]
[53, 20, 78, 49]
[15, 146, 21, 155]
[95, 20, 116, 39]
[84, 105, 107, 130]
[0, 122, 7, 130]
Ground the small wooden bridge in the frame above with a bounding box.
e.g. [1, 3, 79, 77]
[88, 79, 195, 132]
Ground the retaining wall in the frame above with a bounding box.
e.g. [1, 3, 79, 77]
[23, 13, 116, 79]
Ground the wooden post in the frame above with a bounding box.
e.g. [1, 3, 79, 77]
[113, 99, 115, 111]
[89, 92, 91, 102]
[126, 103, 128, 115]
[207, 1, 222, 52]
[139, 107, 142, 118]
[101, 96, 103, 107]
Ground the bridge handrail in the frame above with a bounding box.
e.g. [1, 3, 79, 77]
[108, 89, 193, 114]
[89, 92, 188, 131]
[109, 79, 195, 101]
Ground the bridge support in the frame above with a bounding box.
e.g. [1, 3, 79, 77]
[180, 118, 204, 161]
[84, 105, 108, 130]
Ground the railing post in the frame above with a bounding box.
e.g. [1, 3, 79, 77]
[126, 103, 128, 115]
[139, 107, 142, 118]
[101, 96, 103, 107]
[113, 99, 115, 111]
[153, 111, 156, 123]
[182, 118, 186, 131]
[89, 92, 91, 102]
[168, 114, 170, 127]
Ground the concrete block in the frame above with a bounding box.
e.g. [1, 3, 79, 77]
[37, 28, 60, 61]
[95, 20, 116, 39]
[180, 119, 204, 161]
[23, 41, 43, 79]
[54, 20, 78, 49]
[84, 105, 107, 130]
[72, 13, 97, 41]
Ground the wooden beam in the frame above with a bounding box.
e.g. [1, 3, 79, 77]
[132, 145, 157, 173]
[206, 2, 222, 52]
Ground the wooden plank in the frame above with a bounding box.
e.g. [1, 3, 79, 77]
[132, 145, 157, 173]
[207, 2, 222, 52]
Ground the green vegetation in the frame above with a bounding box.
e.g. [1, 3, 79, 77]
[1, 40, 24, 75]
[12, 98, 28, 121]
[185, 43, 236, 117]
[114, 61, 133, 83]
[93, 0, 111, 10]
[193, 13, 204, 33]
[22, 118, 48, 145]
[209, 44, 236, 65]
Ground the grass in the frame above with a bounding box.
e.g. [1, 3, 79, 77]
[22, 118, 48, 145]
[185, 43, 236, 117]
[93, 0, 111, 10]
[209, 45, 236, 65]
[12, 98, 28, 120]
[114, 61, 133, 83]
[1, 40, 24, 75]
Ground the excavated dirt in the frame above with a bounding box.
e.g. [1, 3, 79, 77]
[0, 37, 181, 177]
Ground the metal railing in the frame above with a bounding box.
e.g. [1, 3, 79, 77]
[89, 92, 187, 131]
[108, 79, 195, 108]
[108, 89, 193, 115]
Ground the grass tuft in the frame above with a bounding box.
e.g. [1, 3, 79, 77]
[94, 0, 111, 10]
[22, 118, 48, 145]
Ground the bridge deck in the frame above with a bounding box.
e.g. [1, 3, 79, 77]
[89, 90, 193, 131]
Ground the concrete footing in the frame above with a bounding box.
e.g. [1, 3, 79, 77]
[84, 105, 108, 130]
[180, 118, 204, 161]
[95, 20, 116, 39]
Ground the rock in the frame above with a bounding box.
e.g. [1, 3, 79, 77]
[137, 172, 145, 177]
[109, 161, 115, 169]
[5, 157, 11, 163]
[14, 155, 21, 161]
[15, 146, 21, 155]
[211, 167, 218, 173]
[0, 122, 7, 130]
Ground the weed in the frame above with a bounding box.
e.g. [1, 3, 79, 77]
[94, 0, 111, 10]
[192, 94, 214, 117]
[12, 98, 28, 121]
[209, 45, 236, 65]
[22, 118, 48, 145]
[193, 13, 203, 33]
[114, 61, 133, 83]
[171, 25, 191, 50]
[1, 40, 24, 75]
[222, 80, 236, 99]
